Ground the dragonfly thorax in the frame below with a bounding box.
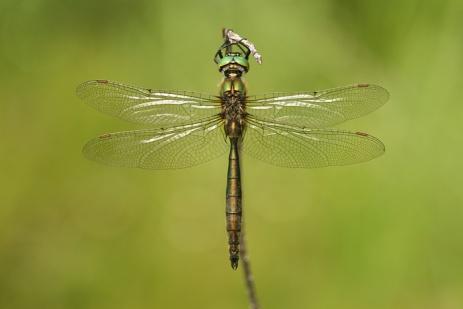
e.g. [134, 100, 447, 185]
[220, 76, 246, 96]
[220, 76, 246, 139]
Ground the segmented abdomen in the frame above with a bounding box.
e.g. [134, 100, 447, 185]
[226, 138, 242, 269]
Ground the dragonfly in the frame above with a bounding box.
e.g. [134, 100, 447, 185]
[77, 29, 389, 270]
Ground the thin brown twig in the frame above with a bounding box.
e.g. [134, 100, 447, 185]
[240, 223, 260, 309]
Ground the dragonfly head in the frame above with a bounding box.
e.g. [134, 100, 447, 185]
[214, 29, 261, 77]
[214, 41, 250, 76]
[216, 52, 249, 76]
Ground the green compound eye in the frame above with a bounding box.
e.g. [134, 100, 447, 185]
[218, 55, 249, 72]
[233, 56, 249, 70]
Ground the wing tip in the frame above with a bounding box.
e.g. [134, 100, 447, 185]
[356, 83, 390, 104]
[365, 134, 386, 155]
[82, 135, 132, 168]
[76, 80, 115, 98]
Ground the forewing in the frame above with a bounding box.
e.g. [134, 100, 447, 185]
[77, 80, 221, 127]
[246, 84, 388, 128]
[83, 119, 228, 169]
[242, 119, 385, 168]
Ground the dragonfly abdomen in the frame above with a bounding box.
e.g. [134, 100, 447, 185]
[226, 138, 242, 269]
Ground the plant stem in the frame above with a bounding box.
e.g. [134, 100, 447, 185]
[240, 227, 260, 309]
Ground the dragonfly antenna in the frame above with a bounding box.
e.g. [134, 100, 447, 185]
[223, 28, 263, 64]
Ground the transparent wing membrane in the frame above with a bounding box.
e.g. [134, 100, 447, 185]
[83, 118, 228, 169]
[246, 84, 388, 128]
[78, 80, 386, 170]
[242, 118, 385, 168]
[77, 80, 221, 127]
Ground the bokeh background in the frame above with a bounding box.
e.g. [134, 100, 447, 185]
[1, 0, 462, 308]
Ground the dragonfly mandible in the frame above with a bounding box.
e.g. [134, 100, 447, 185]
[77, 29, 389, 269]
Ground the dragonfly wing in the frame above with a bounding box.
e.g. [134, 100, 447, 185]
[77, 80, 221, 126]
[242, 119, 385, 168]
[246, 84, 388, 128]
[83, 119, 228, 169]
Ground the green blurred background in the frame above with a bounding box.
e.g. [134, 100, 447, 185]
[1, 0, 462, 308]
